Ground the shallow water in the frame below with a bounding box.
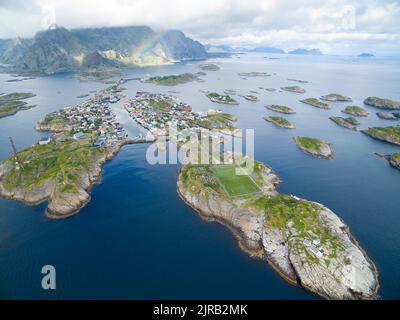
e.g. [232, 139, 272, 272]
[0, 53, 399, 299]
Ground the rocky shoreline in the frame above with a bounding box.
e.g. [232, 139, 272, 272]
[293, 136, 334, 159]
[0, 138, 149, 218]
[385, 154, 400, 171]
[177, 164, 379, 300]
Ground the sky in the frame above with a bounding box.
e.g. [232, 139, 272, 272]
[0, 0, 399, 55]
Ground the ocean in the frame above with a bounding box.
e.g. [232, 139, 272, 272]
[0, 53, 399, 299]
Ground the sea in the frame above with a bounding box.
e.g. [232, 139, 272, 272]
[0, 53, 399, 299]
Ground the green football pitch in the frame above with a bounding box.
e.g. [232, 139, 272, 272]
[210, 164, 261, 197]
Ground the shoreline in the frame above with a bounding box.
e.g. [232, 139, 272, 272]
[176, 165, 379, 300]
[0, 137, 152, 219]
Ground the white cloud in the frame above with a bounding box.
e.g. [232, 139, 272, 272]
[0, 0, 399, 54]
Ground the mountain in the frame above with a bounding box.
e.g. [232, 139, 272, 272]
[358, 53, 375, 58]
[252, 46, 285, 54]
[0, 38, 32, 65]
[288, 48, 323, 55]
[205, 44, 235, 53]
[0, 25, 207, 75]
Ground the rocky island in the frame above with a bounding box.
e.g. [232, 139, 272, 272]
[385, 153, 400, 171]
[376, 112, 398, 120]
[300, 98, 331, 109]
[321, 93, 352, 102]
[329, 116, 359, 131]
[361, 126, 400, 146]
[143, 73, 201, 86]
[198, 63, 220, 71]
[281, 86, 306, 94]
[238, 72, 271, 77]
[0, 92, 36, 118]
[177, 156, 379, 299]
[266, 105, 296, 114]
[264, 116, 295, 129]
[206, 92, 239, 105]
[241, 95, 259, 102]
[342, 105, 369, 117]
[364, 97, 400, 110]
[293, 136, 334, 159]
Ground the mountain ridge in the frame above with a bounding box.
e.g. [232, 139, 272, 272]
[0, 25, 208, 75]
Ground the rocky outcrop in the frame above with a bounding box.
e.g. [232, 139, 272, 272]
[321, 94, 352, 102]
[177, 164, 379, 299]
[361, 126, 400, 146]
[293, 136, 334, 159]
[329, 117, 358, 131]
[385, 154, 400, 171]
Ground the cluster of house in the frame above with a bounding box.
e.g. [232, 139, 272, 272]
[39, 82, 128, 148]
[124, 92, 204, 136]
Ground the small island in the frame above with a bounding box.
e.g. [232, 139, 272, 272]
[0, 92, 36, 118]
[206, 92, 239, 105]
[198, 64, 220, 71]
[385, 153, 400, 171]
[364, 97, 400, 110]
[376, 112, 398, 120]
[358, 53, 375, 58]
[300, 98, 330, 109]
[177, 155, 378, 299]
[238, 72, 271, 77]
[264, 116, 295, 129]
[266, 105, 296, 114]
[143, 73, 201, 86]
[242, 95, 259, 102]
[321, 93, 352, 102]
[293, 136, 334, 159]
[281, 86, 306, 94]
[361, 126, 400, 146]
[342, 105, 369, 117]
[329, 117, 359, 131]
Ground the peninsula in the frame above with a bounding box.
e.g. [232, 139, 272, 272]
[361, 126, 400, 146]
[264, 116, 295, 129]
[293, 136, 334, 159]
[177, 156, 378, 299]
[0, 92, 36, 118]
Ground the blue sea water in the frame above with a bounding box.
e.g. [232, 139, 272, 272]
[0, 53, 399, 299]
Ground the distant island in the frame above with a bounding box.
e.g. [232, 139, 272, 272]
[293, 136, 334, 159]
[342, 105, 369, 117]
[177, 155, 378, 299]
[361, 126, 400, 146]
[251, 46, 285, 54]
[364, 97, 400, 110]
[266, 105, 296, 114]
[281, 86, 306, 94]
[358, 53, 375, 58]
[329, 116, 359, 131]
[300, 98, 330, 109]
[264, 116, 295, 129]
[0, 92, 36, 118]
[288, 48, 323, 55]
[198, 63, 220, 71]
[320, 93, 352, 102]
[143, 73, 201, 86]
[206, 92, 239, 105]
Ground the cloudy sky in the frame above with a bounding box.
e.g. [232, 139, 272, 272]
[0, 0, 399, 55]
